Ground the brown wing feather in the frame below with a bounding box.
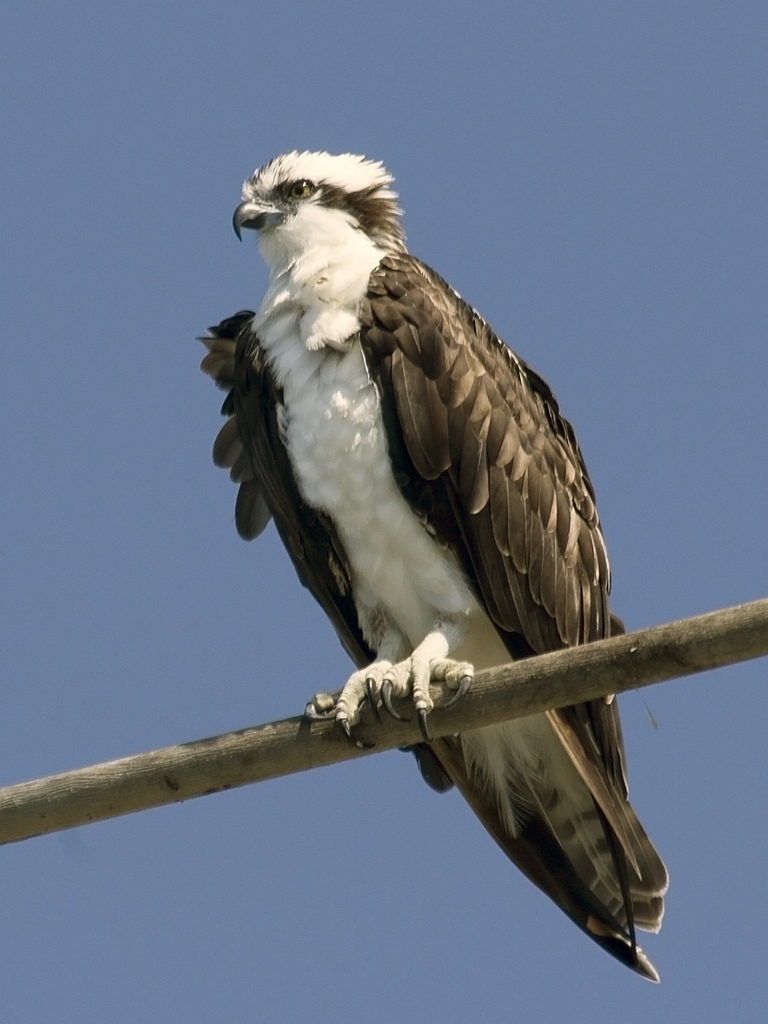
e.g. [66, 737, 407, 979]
[361, 254, 667, 973]
[363, 256, 610, 647]
[362, 255, 624, 760]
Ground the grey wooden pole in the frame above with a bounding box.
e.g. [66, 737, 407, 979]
[0, 598, 766, 847]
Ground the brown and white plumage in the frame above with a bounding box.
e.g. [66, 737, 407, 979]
[201, 151, 667, 980]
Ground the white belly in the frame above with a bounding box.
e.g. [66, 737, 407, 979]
[279, 340, 476, 646]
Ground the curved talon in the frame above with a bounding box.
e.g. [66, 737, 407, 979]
[442, 673, 472, 710]
[381, 680, 409, 722]
[305, 701, 337, 721]
[340, 717, 352, 738]
[417, 707, 431, 742]
[365, 677, 382, 722]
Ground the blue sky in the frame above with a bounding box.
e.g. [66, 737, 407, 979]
[1, 2, 766, 1021]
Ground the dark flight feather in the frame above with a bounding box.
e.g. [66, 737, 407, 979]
[359, 253, 667, 976]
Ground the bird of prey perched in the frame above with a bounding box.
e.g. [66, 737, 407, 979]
[200, 151, 668, 980]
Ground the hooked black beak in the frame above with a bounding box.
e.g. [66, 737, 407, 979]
[232, 201, 284, 240]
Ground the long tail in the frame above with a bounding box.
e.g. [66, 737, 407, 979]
[432, 714, 668, 981]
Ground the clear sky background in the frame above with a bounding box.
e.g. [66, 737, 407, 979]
[1, 3, 766, 1021]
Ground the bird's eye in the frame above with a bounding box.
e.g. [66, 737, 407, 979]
[288, 179, 315, 200]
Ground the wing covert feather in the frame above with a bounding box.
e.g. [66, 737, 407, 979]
[361, 253, 610, 653]
[360, 253, 635, 818]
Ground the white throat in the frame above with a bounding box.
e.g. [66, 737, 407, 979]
[255, 204, 386, 358]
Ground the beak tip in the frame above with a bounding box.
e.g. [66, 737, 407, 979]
[232, 201, 251, 241]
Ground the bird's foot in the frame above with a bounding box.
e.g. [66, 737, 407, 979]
[306, 654, 473, 743]
[371, 654, 474, 740]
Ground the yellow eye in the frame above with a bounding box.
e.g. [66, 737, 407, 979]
[288, 179, 315, 200]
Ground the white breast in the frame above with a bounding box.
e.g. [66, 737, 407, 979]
[254, 255, 477, 648]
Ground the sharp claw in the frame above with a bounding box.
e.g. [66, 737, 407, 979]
[365, 677, 382, 722]
[340, 717, 352, 738]
[381, 680, 409, 722]
[442, 673, 472, 710]
[417, 707, 430, 742]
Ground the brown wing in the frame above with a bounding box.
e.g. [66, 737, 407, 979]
[360, 254, 623, 772]
[360, 254, 667, 975]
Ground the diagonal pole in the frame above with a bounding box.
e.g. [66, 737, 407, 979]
[0, 598, 766, 847]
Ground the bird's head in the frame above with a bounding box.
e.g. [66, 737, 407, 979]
[233, 151, 405, 270]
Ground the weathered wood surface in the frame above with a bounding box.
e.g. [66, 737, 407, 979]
[1, 598, 765, 847]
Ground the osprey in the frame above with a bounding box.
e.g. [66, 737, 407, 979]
[201, 151, 668, 979]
